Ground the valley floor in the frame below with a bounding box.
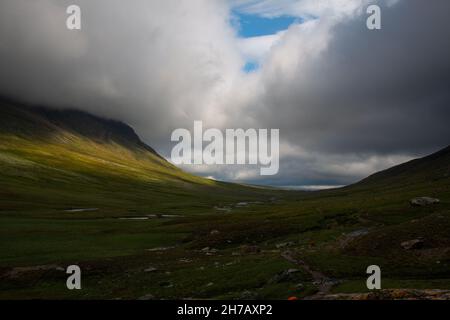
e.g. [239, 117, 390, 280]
[1, 186, 450, 300]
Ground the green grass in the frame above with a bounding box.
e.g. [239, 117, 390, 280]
[0, 217, 187, 266]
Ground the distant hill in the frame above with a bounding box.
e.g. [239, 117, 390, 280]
[349, 146, 450, 190]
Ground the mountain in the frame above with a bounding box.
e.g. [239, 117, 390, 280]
[352, 146, 450, 189]
[0, 99, 271, 214]
[0, 99, 159, 154]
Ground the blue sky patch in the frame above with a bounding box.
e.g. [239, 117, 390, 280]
[233, 12, 300, 38]
[242, 61, 260, 73]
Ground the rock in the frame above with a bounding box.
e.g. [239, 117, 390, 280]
[347, 229, 370, 238]
[401, 239, 424, 250]
[295, 283, 304, 289]
[240, 290, 258, 300]
[146, 246, 175, 252]
[144, 267, 158, 272]
[201, 247, 219, 254]
[410, 197, 440, 207]
[276, 242, 295, 249]
[268, 269, 301, 284]
[339, 229, 370, 249]
[287, 268, 300, 274]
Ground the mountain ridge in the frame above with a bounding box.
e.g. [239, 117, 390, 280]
[0, 98, 160, 156]
[1, 98, 449, 193]
[350, 145, 450, 190]
[0, 98, 274, 214]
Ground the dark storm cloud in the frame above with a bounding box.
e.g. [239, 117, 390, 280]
[260, 0, 450, 155]
[0, 0, 242, 151]
[239, 0, 450, 185]
[0, 0, 448, 186]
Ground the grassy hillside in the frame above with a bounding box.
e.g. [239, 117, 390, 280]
[0, 100, 275, 215]
[0, 100, 449, 300]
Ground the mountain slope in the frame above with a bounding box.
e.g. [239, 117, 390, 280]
[353, 146, 450, 189]
[0, 100, 271, 214]
[0, 99, 161, 155]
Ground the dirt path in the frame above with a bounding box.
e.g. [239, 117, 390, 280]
[281, 250, 338, 299]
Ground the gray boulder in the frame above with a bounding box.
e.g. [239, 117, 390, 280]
[410, 197, 440, 207]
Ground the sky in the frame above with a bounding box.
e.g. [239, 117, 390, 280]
[233, 13, 300, 38]
[0, 0, 449, 187]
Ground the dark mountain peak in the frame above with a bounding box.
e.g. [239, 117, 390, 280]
[0, 99, 159, 155]
[35, 107, 157, 153]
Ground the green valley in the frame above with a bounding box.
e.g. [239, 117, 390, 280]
[1, 100, 449, 300]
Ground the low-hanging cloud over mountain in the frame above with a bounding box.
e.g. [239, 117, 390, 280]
[0, 0, 449, 186]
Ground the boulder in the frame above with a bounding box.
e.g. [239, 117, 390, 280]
[144, 266, 158, 272]
[201, 247, 218, 254]
[410, 197, 440, 207]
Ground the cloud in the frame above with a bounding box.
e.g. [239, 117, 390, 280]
[0, 0, 449, 187]
[237, 32, 283, 66]
[228, 0, 450, 185]
[0, 0, 243, 145]
[230, 0, 374, 19]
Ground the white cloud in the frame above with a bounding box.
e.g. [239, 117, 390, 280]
[237, 32, 284, 65]
[230, 0, 371, 19]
